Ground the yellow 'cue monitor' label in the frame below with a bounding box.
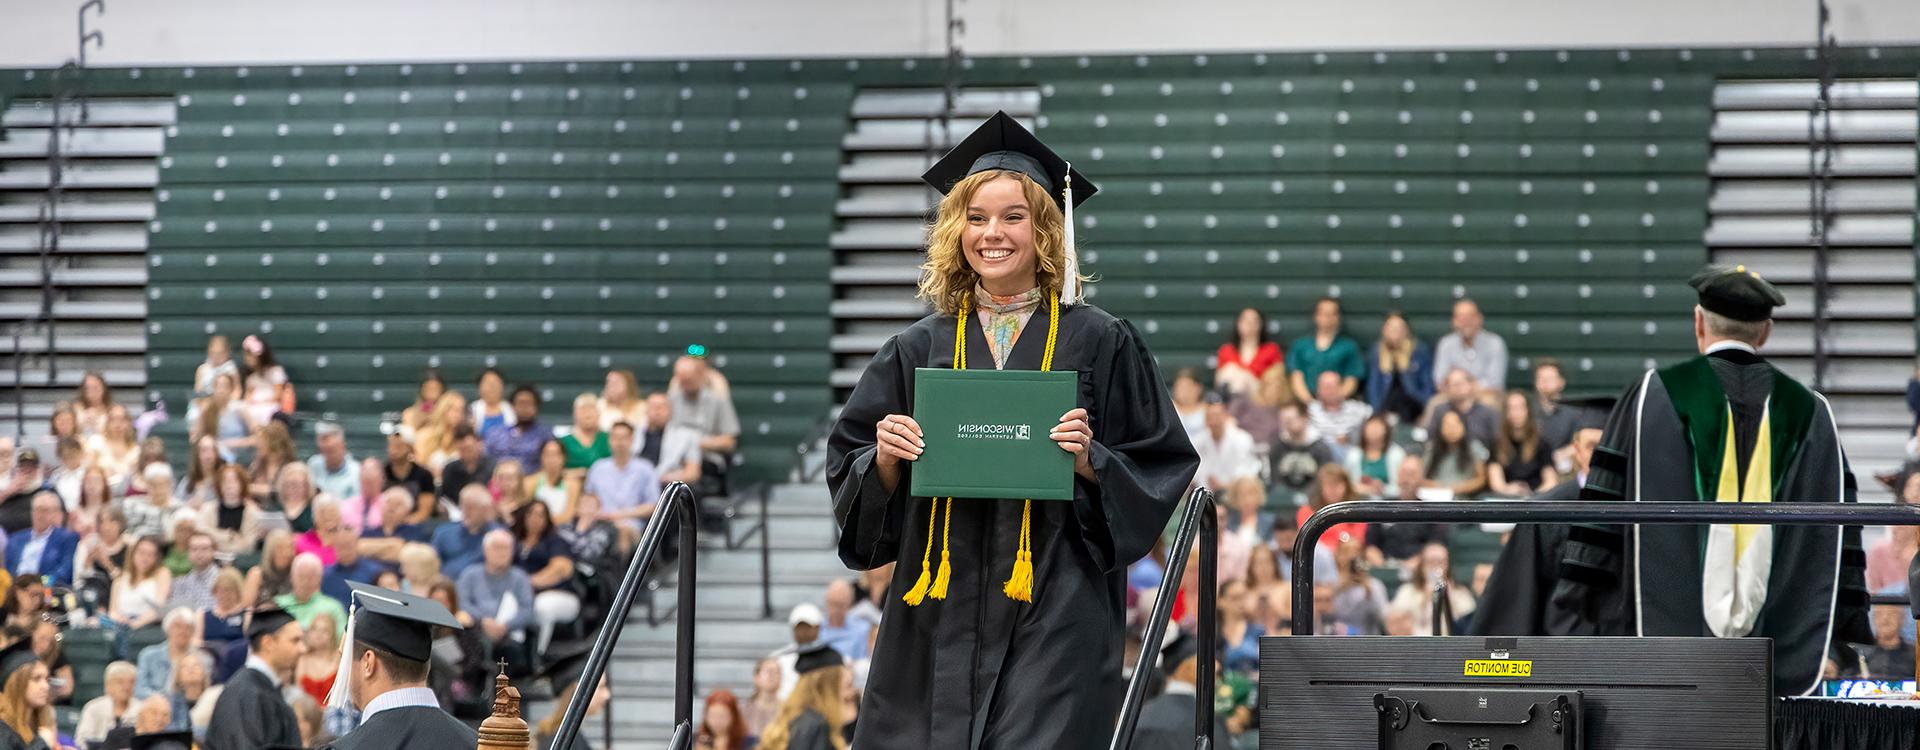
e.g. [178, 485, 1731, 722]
[1463, 660, 1533, 677]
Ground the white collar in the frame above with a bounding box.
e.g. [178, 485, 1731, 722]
[245, 655, 283, 688]
[359, 686, 441, 722]
[1163, 680, 1197, 696]
[1705, 340, 1757, 355]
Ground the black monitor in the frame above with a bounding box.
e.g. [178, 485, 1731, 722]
[1261, 635, 1772, 749]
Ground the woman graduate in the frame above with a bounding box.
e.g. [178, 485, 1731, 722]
[827, 111, 1199, 749]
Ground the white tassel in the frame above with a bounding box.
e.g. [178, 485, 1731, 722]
[1061, 163, 1080, 305]
[325, 601, 357, 711]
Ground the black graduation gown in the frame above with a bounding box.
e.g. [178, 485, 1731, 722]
[0, 723, 49, 750]
[1546, 349, 1871, 695]
[203, 667, 303, 750]
[318, 705, 478, 750]
[784, 709, 835, 750]
[1127, 690, 1228, 750]
[829, 304, 1198, 750]
[1465, 478, 1578, 637]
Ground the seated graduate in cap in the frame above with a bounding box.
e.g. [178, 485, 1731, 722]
[759, 643, 851, 750]
[1546, 264, 1871, 695]
[0, 640, 55, 750]
[316, 581, 477, 750]
[826, 112, 1199, 749]
[1130, 632, 1230, 750]
[531, 643, 611, 750]
[204, 605, 305, 750]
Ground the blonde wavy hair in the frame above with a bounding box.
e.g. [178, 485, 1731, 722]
[756, 665, 849, 750]
[917, 170, 1085, 316]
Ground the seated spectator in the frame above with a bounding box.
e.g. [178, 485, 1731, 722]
[193, 372, 255, 464]
[269, 461, 318, 534]
[1425, 410, 1490, 497]
[1268, 402, 1332, 495]
[275, 553, 347, 636]
[848, 564, 892, 628]
[1170, 368, 1207, 443]
[1365, 456, 1450, 564]
[69, 464, 112, 539]
[165, 532, 218, 611]
[670, 355, 741, 496]
[242, 529, 296, 606]
[168, 648, 221, 740]
[305, 422, 358, 502]
[29, 619, 71, 706]
[425, 580, 492, 712]
[1307, 371, 1372, 457]
[492, 458, 530, 509]
[160, 513, 200, 577]
[240, 334, 295, 424]
[400, 370, 448, 440]
[291, 692, 328, 749]
[1425, 368, 1499, 448]
[48, 439, 92, 524]
[362, 487, 430, 549]
[74, 371, 114, 439]
[598, 369, 647, 433]
[528, 440, 579, 521]
[1431, 298, 1509, 397]
[1365, 311, 1435, 424]
[294, 610, 340, 706]
[585, 423, 660, 547]
[1488, 391, 1559, 497]
[1215, 307, 1283, 398]
[697, 688, 749, 750]
[561, 393, 612, 471]
[1329, 540, 1388, 636]
[294, 497, 342, 566]
[177, 436, 225, 509]
[1296, 464, 1367, 552]
[196, 464, 262, 557]
[7, 492, 78, 587]
[124, 464, 180, 541]
[399, 542, 445, 594]
[1868, 475, 1920, 592]
[75, 660, 138, 748]
[1, 577, 44, 633]
[1224, 476, 1272, 549]
[110, 536, 171, 633]
[558, 493, 621, 601]
[415, 391, 467, 474]
[334, 458, 386, 538]
[1217, 578, 1265, 674]
[432, 486, 504, 578]
[1214, 503, 1250, 586]
[320, 523, 389, 605]
[1287, 297, 1364, 404]
[639, 393, 703, 488]
[195, 568, 247, 646]
[1342, 415, 1405, 499]
[770, 604, 823, 699]
[76, 505, 130, 595]
[1228, 366, 1293, 450]
[457, 530, 537, 666]
[509, 500, 579, 654]
[485, 385, 551, 474]
[1390, 542, 1478, 636]
[134, 607, 198, 699]
[1859, 602, 1916, 680]
[0, 447, 40, 536]
[87, 405, 140, 491]
[193, 335, 239, 397]
[1531, 359, 1582, 465]
[248, 420, 298, 505]
[383, 433, 437, 525]
[436, 425, 495, 511]
[1244, 544, 1290, 634]
[1193, 391, 1261, 492]
[818, 580, 872, 662]
[470, 368, 510, 440]
[742, 657, 783, 740]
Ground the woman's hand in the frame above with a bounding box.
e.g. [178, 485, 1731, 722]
[873, 414, 924, 468]
[1052, 408, 1096, 481]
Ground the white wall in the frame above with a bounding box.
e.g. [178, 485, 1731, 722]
[0, 0, 1917, 68]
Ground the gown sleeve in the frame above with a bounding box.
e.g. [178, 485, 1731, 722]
[1073, 318, 1201, 574]
[1547, 376, 1644, 636]
[827, 335, 914, 571]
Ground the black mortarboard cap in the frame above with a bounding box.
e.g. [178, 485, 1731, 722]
[1158, 629, 1199, 676]
[1561, 394, 1621, 432]
[921, 111, 1097, 209]
[0, 639, 36, 683]
[538, 639, 598, 693]
[1689, 264, 1785, 323]
[342, 580, 463, 663]
[793, 642, 844, 676]
[129, 730, 194, 750]
[245, 604, 299, 641]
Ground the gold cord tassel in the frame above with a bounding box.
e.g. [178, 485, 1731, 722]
[930, 498, 955, 599]
[902, 496, 938, 606]
[1002, 499, 1035, 601]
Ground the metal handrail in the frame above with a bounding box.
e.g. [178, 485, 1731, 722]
[1291, 499, 1920, 635]
[548, 481, 698, 750]
[1109, 486, 1217, 750]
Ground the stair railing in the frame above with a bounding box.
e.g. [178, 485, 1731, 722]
[1109, 486, 1218, 750]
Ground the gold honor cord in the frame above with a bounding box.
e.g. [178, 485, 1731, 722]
[903, 290, 1060, 606]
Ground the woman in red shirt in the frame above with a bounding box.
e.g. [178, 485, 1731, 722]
[1216, 307, 1283, 397]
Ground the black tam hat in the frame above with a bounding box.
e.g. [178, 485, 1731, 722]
[794, 642, 844, 677]
[1689, 264, 1785, 323]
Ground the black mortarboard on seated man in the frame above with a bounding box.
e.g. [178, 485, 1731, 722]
[1689, 264, 1786, 323]
[129, 730, 194, 750]
[325, 580, 464, 708]
[921, 110, 1100, 303]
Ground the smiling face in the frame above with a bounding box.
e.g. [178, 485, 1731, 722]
[963, 176, 1041, 295]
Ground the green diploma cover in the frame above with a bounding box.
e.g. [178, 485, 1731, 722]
[909, 368, 1077, 500]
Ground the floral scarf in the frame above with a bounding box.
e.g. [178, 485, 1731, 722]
[973, 283, 1044, 370]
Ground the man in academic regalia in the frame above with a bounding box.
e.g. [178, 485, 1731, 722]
[317, 581, 477, 750]
[1547, 265, 1871, 695]
[204, 605, 305, 750]
[1129, 632, 1230, 749]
